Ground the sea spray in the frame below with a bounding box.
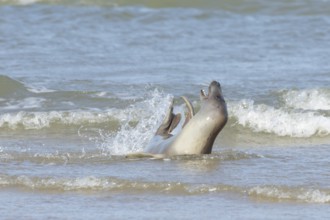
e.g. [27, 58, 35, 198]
[99, 89, 173, 155]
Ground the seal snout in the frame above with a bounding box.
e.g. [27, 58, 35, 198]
[210, 81, 221, 88]
[200, 81, 223, 101]
[208, 81, 222, 98]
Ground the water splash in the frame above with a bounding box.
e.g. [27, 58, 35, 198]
[99, 89, 173, 155]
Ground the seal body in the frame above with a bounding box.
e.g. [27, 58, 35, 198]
[145, 81, 228, 156]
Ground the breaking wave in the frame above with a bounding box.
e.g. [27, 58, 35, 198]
[0, 110, 121, 130]
[2, 75, 330, 141]
[0, 75, 170, 133]
[281, 88, 330, 111]
[229, 96, 330, 138]
[1, 174, 329, 203]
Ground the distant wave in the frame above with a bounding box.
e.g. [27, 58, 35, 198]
[1, 0, 330, 15]
[0, 75, 56, 99]
[0, 75, 30, 97]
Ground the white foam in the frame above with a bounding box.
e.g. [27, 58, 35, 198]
[0, 109, 123, 130]
[62, 176, 107, 191]
[15, 0, 41, 5]
[282, 89, 330, 110]
[229, 99, 330, 137]
[27, 87, 56, 94]
[3, 97, 46, 110]
[95, 92, 107, 97]
[298, 189, 330, 203]
[0, 0, 42, 5]
[249, 186, 330, 203]
[100, 89, 173, 155]
[0, 175, 113, 191]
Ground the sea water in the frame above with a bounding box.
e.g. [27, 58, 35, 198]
[1, 0, 330, 219]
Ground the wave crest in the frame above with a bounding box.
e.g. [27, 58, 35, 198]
[0, 110, 120, 130]
[281, 89, 330, 111]
[229, 99, 330, 137]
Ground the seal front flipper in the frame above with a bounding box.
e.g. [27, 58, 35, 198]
[156, 100, 181, 137]
[200, 89, 207, 100]
[181, 96, 194, 128]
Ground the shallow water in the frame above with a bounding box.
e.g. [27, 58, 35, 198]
[1, 0, 330, 219]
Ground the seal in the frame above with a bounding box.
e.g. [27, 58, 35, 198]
[144, 81, 228, 156]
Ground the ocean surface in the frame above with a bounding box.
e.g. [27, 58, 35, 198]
[1, 0, 330, 219]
